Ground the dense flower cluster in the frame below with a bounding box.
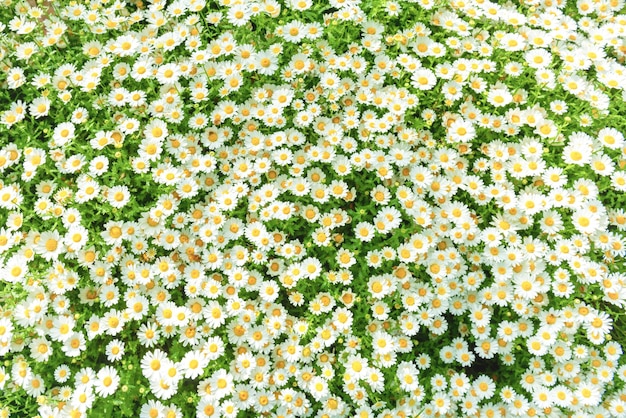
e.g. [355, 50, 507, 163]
[2, 0, 626, 417]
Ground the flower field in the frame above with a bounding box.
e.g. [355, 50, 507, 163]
[2, 0, 626, 416]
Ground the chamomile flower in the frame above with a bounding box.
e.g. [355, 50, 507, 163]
[411, 68, 437, 90]
[29, 337, 53, 362]
[105, 339, 125, 362]
[2, 253, 27, 283]
[29, 96, 51, 118]
[447, 118, 476, 142]
[308, 376, 329, 401]
[36, 230, 63, 261]
[598, 127, 625, 150]
[370, 185, 391, 205]
[354, 222, 375, 242]
[6, 67, 26, 89]
[134, 321, 159, 347]
[53, 364, 72, 384]
[88, 156, 109, 177]
[52, 122, 75, 147]
[487, 87, 513, 107]
[525, 49, 552, 69]
[156, 63, 181, 85]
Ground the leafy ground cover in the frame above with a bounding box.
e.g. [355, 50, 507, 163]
[2, 0, 626, 417]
